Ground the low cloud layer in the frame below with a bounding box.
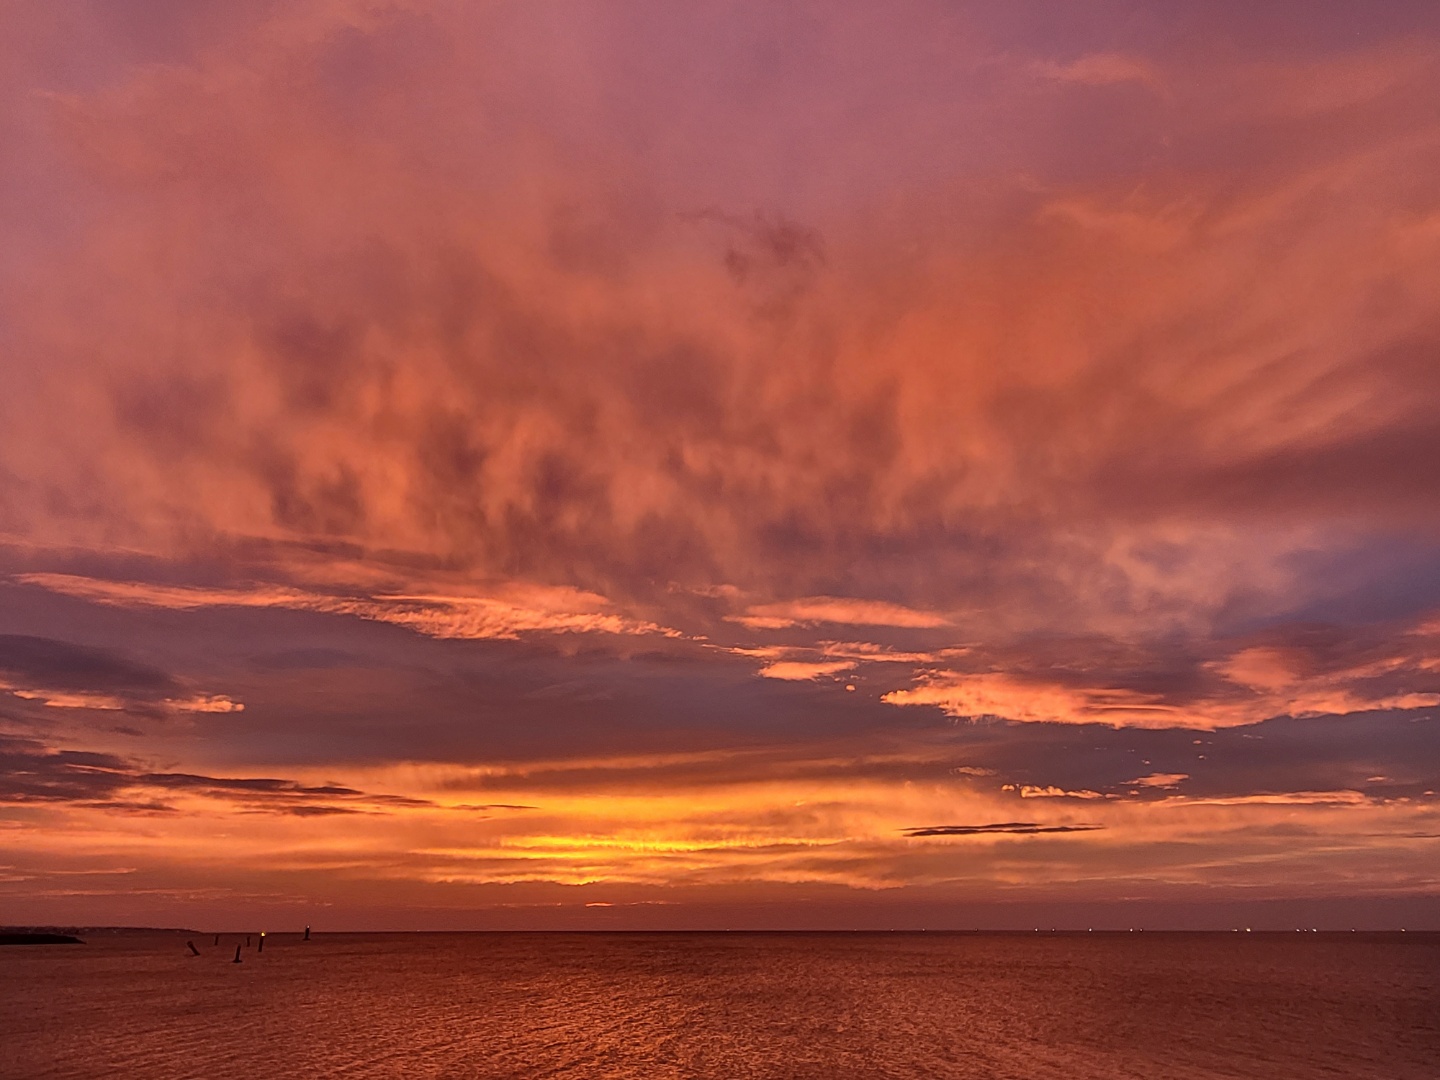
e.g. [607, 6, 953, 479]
[0, 634, 242, 717]
[0, 733, 429, 815]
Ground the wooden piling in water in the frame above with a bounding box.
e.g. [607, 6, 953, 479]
[187, 941, 200, 956]
[233, 945, 243, 963]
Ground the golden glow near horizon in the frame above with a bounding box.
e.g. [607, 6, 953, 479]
[2, 0, 1439, 927]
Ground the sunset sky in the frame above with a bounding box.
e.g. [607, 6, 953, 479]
[3, 0, 1439, 930]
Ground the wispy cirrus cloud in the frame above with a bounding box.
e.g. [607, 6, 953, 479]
[2, 687, 241, 713]
[1161, 791, 1371, 808]
[730, 598, 951, 631]
[16, 573, 673, 641]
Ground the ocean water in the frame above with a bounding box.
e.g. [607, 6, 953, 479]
[1, 931, 1435, 1079]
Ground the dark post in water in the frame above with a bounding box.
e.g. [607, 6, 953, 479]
[187, 941, 200, 956]
[258, 932, 265, 954]
[232, 945, 242, 964]
[303, 925, 311, 941]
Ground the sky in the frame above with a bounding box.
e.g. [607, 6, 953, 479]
[2, 0, 1439, 931]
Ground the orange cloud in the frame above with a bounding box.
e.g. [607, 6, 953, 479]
[4, 688, 242, 713]
[6, 739, 1435, 906]
[734, 598, 951, 630]
[1126, 773, 1189, 789]
[885, 673, 1203, 729]
[757, 660, 855, 681]
[883, 628, 1440, 730]
[18, 573, 671, 641]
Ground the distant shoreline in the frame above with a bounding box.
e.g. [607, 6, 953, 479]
[3, 926, 1434, 937]
[0, 933, 85, 945]
[0, 926, 199, 937]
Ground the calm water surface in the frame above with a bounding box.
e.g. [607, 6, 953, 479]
[2, 932, 1436, 1079]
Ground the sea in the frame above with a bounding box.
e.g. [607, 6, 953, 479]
[2, 931, 1436, 1078]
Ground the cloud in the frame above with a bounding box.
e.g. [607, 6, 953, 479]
[0, 633, 175, 695]
[1126, 773, 1189, 789]
[16, 573, 672, 641]
[0, 733, 430, 815]
[1009, 786, 1110, 800]
[885, 673, 1190, 728]
[881, 623, 1440, 730]
[821, 641, 955, 663]
[902, 822, 1105, 837]
[1163, 790, 1370, 807]
[7, 8, 1440, 661]
[0, 633, 242, 716]
[3, 688, 241, 713]
[757, 660, 855, 681]
[731, 598, 951, 630]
